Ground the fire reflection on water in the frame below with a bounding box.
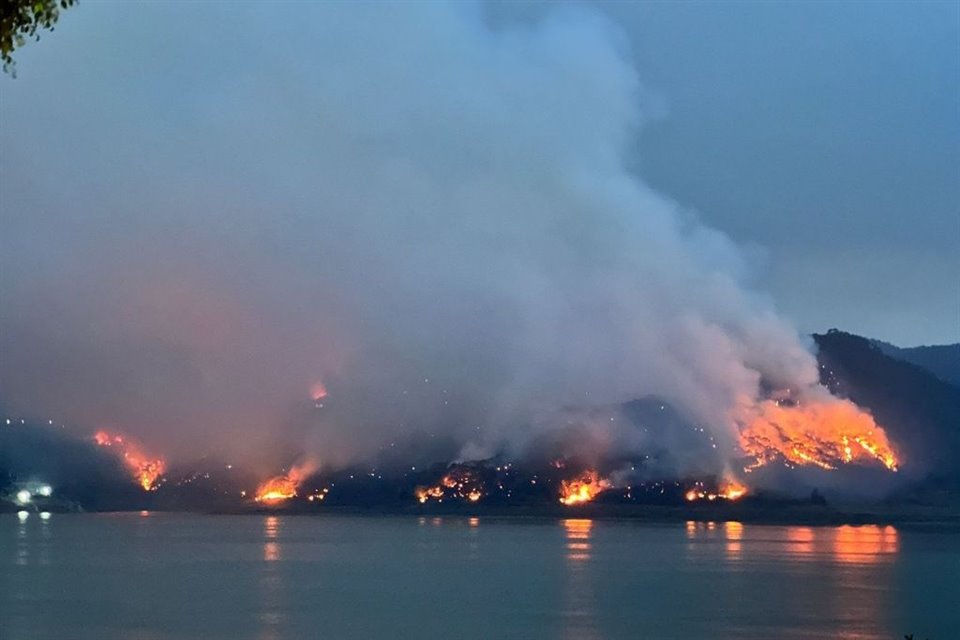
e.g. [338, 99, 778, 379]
[827, 525, 899, 639]
[684, 521, 899, 566]
[564, 518, 592, 562]
[725, 521, 743, 559]
[466, 516, 480, 560]
[787, 526, 815, 556]
[263, 516, 281, 562]
[683, 522, 899, 637]
[774, 524, 899, 565]
[562, 519, 601, 640]
[832, 525, 899, 565]
[259, 516, 285, 640]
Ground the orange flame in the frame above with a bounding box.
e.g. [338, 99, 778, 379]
[685, 479, 747, 502]
[255, 464, 314, 504]
[415, 485, 445, 504]
[93, 430, 166, 491]
[415, 468, 484, 504]
[558, 470, 610, 506]
[739, 398, 898, 473]
[720, 481, 748, 500]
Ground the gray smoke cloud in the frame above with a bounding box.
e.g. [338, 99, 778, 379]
[1, 2, 822, 472]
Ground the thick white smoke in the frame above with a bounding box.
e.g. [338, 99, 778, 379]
[1, 2, 822, 472]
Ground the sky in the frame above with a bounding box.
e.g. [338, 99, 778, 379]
[490, 0, 960, 346]
[0, 1, 956, 465]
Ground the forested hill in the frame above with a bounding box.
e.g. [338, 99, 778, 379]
[815, 330, 960, 483]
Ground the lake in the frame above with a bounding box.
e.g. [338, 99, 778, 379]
[1, 513, 957, 639]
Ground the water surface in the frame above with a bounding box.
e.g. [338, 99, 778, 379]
[1, 513, 957, 639]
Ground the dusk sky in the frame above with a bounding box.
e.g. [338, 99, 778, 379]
[494, 0, 959, 346]
[4, 1, 957, 347]
[0, 1, 957, 460]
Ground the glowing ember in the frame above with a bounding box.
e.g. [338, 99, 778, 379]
[558, 470, 610, 506]
[93, 430, 166, 491]
[415, 485, 445, 503]
[685, 480, 747, 502]
[415, 467, 484, 504]
[307, 488, 330, 502]
[739, 398, 898, 473]
[255, 464, 314, 504]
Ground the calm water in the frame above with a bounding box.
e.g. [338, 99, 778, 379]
[1, 513, 958, 639]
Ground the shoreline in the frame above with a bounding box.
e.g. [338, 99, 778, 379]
[234, 503, 960, 531]
[10, 502, 957, 531]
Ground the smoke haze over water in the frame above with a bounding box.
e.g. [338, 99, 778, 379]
[3, 2, 829, 473]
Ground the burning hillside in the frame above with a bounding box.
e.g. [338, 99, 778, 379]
[684, 480, 748, 503]
[416, 465, 484, 504]
[738, 397, 898, 474]
[93, 430, 166, 491]
[4, 393, 906, 514]
[558, 470, 611, 506]
[255, 464, 316, 504]
[3, 0, 953, 537]
[7, 337, 936, 515]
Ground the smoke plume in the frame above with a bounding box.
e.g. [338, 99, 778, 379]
[2, 2, 829, 475]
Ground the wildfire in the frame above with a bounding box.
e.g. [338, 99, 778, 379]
[721, 482, 748, 500]
[415, 485, 445, 503]
[685, 480, 748, 502]
[93, 430, 166, 491]
[558, 470, 610, 506]
[307, 488, 330, 502]
[739, 397, 898, 473]
[415, 467, 484, 504]
[255, 464, 314, 504]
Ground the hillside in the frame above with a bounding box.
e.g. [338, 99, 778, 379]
[871, 339, 960, 387]
[815, 330, 960, 484]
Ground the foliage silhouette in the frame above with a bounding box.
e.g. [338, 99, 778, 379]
[1, 0, 76, 76]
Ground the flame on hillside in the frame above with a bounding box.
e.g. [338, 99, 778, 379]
[415, 467, 484, 504]
[255, 464, 315, 504]
[685, 479, 748, 502]
[93, 430, 166, 491]
[559, 470, 610, 506]
[739, 397, 898, 473]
